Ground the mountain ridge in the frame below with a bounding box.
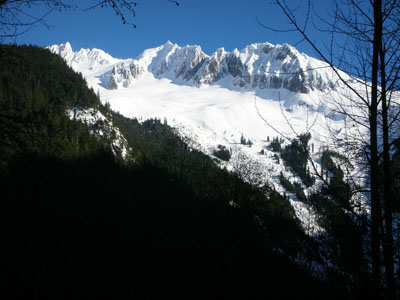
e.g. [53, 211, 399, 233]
[49, 41, 336, 94]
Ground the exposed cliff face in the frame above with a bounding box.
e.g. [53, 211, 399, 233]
[107, 62, 145, 89]
[49, 41, 337, 94]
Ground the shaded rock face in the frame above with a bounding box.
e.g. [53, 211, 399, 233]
[174, 46, 207, 81]
[274, 44, 295, 60]
[155, 60, 168, 76]
[105, 42, 334, 94]
[286, 73, 309, 94]
[108, 62, 144, 89]
[262, 44, 274, 54]
[197, 57, 224, 85]
[130, 62, 144, 78]
[108, 76, 118, 90]
[227, 54, 251, 86]
[268, 76, 282, 90]
[252, 73, 260, 89]
[193, 52, 253, 86]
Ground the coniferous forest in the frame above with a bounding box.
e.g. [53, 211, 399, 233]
[0, 45, 380, 298]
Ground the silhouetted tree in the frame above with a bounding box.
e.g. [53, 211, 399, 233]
[263, 0, 400, 297]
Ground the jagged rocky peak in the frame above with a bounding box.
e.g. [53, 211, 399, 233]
[262, 43, 274, 54]
[273, 43, 297, 60]
[77, 47, 112, 65]
[108, 63, 131, 89]
[47, 42, 117, 70]
[173, 44, 208, 80]
[48, 42, 74, 61]
[239, 42, 333, 93]
[148, 41, 209, 79]
[59, 41, 73, 54]
[50, 41, 337, 94]
[108, 61, 144, 90]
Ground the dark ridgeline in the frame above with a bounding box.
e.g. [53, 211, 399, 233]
[0, 44, 361, 299]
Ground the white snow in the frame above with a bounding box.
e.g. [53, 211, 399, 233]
[67, 106, 131, 160]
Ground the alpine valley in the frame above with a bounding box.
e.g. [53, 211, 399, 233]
[1, 41, 398, 299]
[48, 41, 370, 233]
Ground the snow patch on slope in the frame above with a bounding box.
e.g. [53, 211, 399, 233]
[67, 107, 131, 160]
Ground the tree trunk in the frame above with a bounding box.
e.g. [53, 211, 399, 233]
[371, 0, 382, 296]
[377, 4, 395, 297]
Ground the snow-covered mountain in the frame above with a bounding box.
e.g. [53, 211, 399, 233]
[48, 41, 368, 235]
[49, 41, 337, 93]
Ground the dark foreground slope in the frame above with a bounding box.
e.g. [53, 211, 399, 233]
[0, 45, 344, 299]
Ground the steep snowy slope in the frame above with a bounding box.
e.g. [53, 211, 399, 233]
[49, 41, 369, 234]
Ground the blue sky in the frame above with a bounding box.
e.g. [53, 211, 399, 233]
[14, 0, 333, 59]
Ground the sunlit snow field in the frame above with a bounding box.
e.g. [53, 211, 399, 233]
[96, 75, 342, 235]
